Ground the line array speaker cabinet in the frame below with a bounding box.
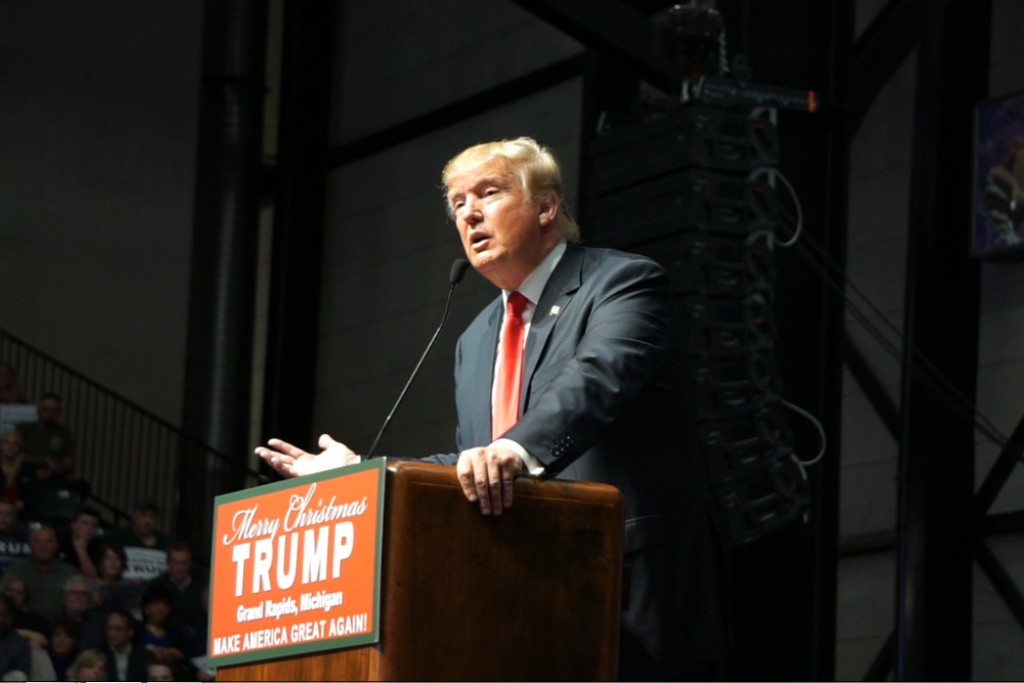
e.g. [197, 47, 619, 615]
[586, 102, 808, 544]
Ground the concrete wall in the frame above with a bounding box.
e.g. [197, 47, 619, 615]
[0, 0, 202, 424]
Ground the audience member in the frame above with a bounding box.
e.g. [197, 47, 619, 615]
[98, 608, 151, 682]
[16, 393, 76, 484]
[107, 500, 171, 552]
[59, 576, 92, 624]
[0, 364, 27, 405]
[0, 431, 35, 513]
[0, 501, 29, 576]
[0, 596, 31, 681]
[147, 541, 206, 647]
[67, 647, 107, 682]
[27, 641, 56, 681]
[89, 541, 142, 618]
[106, 501, 171, 585]
[57, 507, 103, 578]
[3, 578, 49, 650]
[0, 525, 77, 624]
[47, 618, 80, 681]
[146, 660, 175, 681]
[137, 584, 195, 681]
[59, 575, 106, 650]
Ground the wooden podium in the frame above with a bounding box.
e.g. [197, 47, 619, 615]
[216, 459, 624, 681]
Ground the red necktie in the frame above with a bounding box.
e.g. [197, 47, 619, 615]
[493, 291, 529, 440]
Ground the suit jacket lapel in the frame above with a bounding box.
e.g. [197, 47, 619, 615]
[522, 245, 584, 409]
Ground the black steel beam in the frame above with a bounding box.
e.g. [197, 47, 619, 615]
[839, 511, 1024, 560]
[981, 510, 1024, 536]
[975, 413, 1024, 516]
[324, 55, 585, 171]
[974, 539, 1024, 632]
[848, 0, 951, 137]
[509, 0, 679, 91]
[853, 521, 1024, 682]
[863, 631, 897, 682]
[894, 0, 988, 678]
[843, 334, 901, 439]
[260, 1, 336, 451]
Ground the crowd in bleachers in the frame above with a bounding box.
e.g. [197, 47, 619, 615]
[0, 365, 212, 682]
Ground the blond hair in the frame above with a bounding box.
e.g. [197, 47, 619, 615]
[442, 137, 581, 242]
[68, 648, 106, 679]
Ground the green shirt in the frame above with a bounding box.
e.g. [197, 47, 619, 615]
[0, 557, 78, 624]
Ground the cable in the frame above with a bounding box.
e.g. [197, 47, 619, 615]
[738, 162, 1013, 458]
[740, 165, 1018, 472]
[746, 166, 803, 248]
[790, 224, 1018, 460]
[783, 398, 827, 467]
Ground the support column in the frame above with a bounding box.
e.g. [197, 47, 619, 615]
[259, 1, 337, 452]
[895, 1, 989, 679]
[180, 0, 267, 548]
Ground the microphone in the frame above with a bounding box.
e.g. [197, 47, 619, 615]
[449, 258, 471, 286]
[364, 258, 470, 457]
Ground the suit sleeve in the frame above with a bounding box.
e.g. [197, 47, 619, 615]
[505, 257, 677, 474]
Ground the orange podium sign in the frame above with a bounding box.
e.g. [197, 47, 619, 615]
[206, 458, 386, 667]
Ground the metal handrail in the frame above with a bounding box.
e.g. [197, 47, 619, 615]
[0, 329, 260, 557]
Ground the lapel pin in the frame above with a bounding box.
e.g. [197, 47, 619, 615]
[549, 305, 560, 316]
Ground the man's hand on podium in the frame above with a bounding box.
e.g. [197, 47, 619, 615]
[456, 444, 525, 516]
[255, 433, 359, 478]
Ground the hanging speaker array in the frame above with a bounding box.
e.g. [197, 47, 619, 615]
[586, 98, 809, 545]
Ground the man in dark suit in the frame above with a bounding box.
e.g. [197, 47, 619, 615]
[98, 608, 152, 682]
[257, 137, 726, 680]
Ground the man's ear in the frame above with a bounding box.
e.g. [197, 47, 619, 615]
[537, 196, 559, 226]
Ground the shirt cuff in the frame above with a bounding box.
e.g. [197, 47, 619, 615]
[491, 438, 545, 476]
